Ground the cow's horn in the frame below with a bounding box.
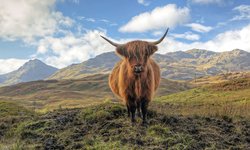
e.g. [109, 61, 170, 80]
[149, 28, 169, 45]
[100, 35, 124, 47]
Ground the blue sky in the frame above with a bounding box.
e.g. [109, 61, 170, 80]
[0, 0, 250, 74]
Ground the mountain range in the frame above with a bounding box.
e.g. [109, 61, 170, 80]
[0, 49, 249, 86]
[49, 49, 250, 80]
[0, 59, 58, 86]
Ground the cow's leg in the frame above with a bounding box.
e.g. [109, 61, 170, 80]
[141, 98, 149, 125]
[126, 104, 130, 117]
[128, 99, 136, 123]
[136, 101, 141, 118]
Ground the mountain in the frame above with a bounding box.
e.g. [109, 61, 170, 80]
[0, 59, 58, 86]
[49, 49, 250, 80]
[185, 49, 216, 58]
[49, 52, 120, 80]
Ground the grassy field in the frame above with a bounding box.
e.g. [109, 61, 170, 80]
[0, 101, 249, 149]
[155, 77, 250, 118]
[0, 72, 249, 149]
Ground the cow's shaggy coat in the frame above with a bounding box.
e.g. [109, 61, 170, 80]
[101, 29, 168, 124]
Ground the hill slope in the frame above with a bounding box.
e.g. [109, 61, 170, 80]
[48, 49, 250, 80]
[155, 77, 250, 118]
[0, 59, 58, 86]
[0, 74, 190, 111]
[189, 71, 250, 86]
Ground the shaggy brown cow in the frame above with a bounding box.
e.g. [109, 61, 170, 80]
[101, 29, 168, 124]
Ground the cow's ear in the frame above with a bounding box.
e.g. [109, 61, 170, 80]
[116, 46, 127, 58]
[148, 45, 158, 56]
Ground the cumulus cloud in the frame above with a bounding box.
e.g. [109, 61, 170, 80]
[1, 24, 250, 74]
[171, 32, 200, 41]
[185, 23, 213, 33]
[152, 31, 164, 36]
[0, 0, 73, 42]
[35, 30, 116, 68]
[231, 5, 250, 21]
[119, 4, 190, 33]
[0, 59, 27, 75]
[158, 24, 250, 53]
[31, 23, 250, 69]
[137, 0, 150, 6]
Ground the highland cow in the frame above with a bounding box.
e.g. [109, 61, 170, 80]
[101, 29, 168, 124]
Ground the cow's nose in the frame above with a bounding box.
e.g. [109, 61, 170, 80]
[134, 65, 143, 73]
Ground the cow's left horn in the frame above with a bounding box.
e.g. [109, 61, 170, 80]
[100, 35, 124, 47]
[149, 28, 169, 45]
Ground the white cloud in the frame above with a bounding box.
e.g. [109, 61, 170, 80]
[185, 23, 213, 33]
[86, 18, 95, 22]
[171, 32, 200, 41]
[77, 16, 85, 20]
[0, 59, 27, 75]
[231, 5, 250, 21]
[152, 31, 164, 36]
[2, 24, 250, 74]
[119, 4, 190, 33]
[190, 0, 224, 5]
[158, 24, 250, 53]
[137, 0, 150, 6]
[99, 19, 109, 23]
[35, 24, 250, 69]
[35, 30, 116, 68]
[0, 0, 73, 42]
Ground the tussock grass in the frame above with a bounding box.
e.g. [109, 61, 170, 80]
[0, 102, 249, 149]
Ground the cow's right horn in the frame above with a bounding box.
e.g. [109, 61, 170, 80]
[100, 35, 124, 47]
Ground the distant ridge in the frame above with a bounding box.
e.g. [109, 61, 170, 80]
[48, 49, 250, 80]
[0, 59, 58, 86]
[1, 49, 249, 86]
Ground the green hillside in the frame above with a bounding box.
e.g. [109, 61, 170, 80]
[155, 77, 250, 118]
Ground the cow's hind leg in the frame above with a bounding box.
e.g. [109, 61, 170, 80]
[141, 98, 149, 125]
[136, 101, 141, 118]
[126, 104, 130, 117]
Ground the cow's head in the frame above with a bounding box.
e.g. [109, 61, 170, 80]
[101, 29, 168, 75]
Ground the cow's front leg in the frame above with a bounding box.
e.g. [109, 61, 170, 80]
[141, 98, 149, 125]
[128, 99, 136, 123]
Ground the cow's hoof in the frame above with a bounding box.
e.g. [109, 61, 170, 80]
[137, 113, 142, 118]
[141, 121, 148, 127]
[131, 119, 136, 126]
